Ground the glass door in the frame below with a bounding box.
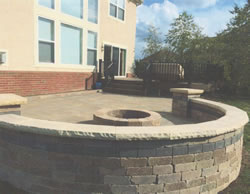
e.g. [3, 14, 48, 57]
[104, 45, 112, 73]
[120, 49, 126, 76]
[112, 47, 119, 76]
[104, 45, 126, 76]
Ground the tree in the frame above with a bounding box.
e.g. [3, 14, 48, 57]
[217, 0, 250, 94]
[142, 25, 163, 58]
[165, 11, 204, 63]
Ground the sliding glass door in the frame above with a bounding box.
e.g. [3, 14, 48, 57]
[120, 49, 126, 76]
[112, 47, 119, 76]
[104, 45, 126, 76]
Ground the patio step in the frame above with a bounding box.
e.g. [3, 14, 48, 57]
[102, 78, 145, 96]
[103, 87, 145, 96]
[112, 78, 143, 85]
[108, 82, 144, 90]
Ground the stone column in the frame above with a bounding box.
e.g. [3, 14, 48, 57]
[0, 94, 27, 115]
[170, 88, 204, 118]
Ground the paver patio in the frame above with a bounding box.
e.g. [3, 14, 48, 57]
[21, 91, 194, 126]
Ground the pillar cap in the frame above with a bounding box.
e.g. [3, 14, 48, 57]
[0, 94, 27, 106]
[170, 88, 204, 95]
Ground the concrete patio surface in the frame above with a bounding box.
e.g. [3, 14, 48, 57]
[21, 91, 194, 126]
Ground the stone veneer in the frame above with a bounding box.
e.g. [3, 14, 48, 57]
[170, 88, 204, 118]
[0, 89, 248, 194]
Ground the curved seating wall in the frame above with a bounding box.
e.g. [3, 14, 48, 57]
[0, 98, 248, 194]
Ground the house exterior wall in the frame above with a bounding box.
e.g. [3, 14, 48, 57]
[0, 0, 139, 96]
[99, 0, 137, 76]
[0, 0, 35, 71]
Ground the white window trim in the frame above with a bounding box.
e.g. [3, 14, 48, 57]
[87, 31, 98, 66]
[38, 0, 55, 9]
[102, 41, 128, 77]
[61, 0, 84, 20]
[88, 0, 98, 24]
[38, 16, 56, 64]
[60, 23, 83, 66]
[109, 0, 126, 22]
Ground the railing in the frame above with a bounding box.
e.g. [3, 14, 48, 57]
[98, 59, 114, 86]
[183, 63, 224, 83]
[85, 62, 98, 90]
[142, 61, 223, 83]
[152, 62, 184, 81]
[143, 62, 184, 82]
[85, 72, 98, 90]
[143, 62, 185, 95]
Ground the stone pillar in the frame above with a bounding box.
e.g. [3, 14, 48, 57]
[170, 88, 204, 118]
[0, 94, 27, 115]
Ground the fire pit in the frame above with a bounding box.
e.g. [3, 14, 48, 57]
[94, 108, 161, 126]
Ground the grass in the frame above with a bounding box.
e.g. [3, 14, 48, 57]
[206, 96, 250, 194]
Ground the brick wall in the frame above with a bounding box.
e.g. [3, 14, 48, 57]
[0, 71, 95, 96]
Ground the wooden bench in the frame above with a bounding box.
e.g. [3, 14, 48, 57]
[0, 94, 27, 115]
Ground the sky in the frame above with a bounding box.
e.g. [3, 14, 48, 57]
[135, 0, 247, 59]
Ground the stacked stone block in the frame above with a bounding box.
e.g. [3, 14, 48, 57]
[170, 88, 204, 118]
[0, 88, 247, 193]
[94, 109, 162, 126]
[0, 126, 244, 194]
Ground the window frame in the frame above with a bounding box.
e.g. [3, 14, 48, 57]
[103, 43, 127, 76]
[109, 0, 125, 21]
[38, 17, 55, 64]
[87, 31, 98, 66]
[61, 0, 84, 19]
[38, 0, 55, 9]
[60, 23, 83, 65]
[0, 50, 8, 66]
[88, 0, 98, 24]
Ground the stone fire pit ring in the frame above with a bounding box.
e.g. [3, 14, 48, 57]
[94, 108, 161, 126]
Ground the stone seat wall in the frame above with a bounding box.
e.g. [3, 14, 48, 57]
[0, 89, 248, 194]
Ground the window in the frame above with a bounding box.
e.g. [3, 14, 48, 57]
[61, 24, 82, 65]
[88, 0, 98, 24]
[38, 17, 55, 63]
[61, 0, 83, 19]
[38, 0, 54, 9]
[87, 31, 97, 66]
[0, 52, 7, 65]
[110, 0, 125, 21]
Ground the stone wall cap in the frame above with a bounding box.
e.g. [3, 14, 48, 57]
[0, 94, 27, 106]
[170, 88, 204, 95]
[0, 98, 248, 141]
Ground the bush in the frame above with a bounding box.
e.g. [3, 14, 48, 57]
[132, 60, 147, 78]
